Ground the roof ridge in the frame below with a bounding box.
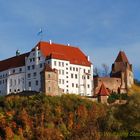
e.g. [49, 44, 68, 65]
[0, 52, 29, 62]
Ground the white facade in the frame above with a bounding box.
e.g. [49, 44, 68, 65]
[0, 42, 93, 96]
[0, 66, 25, 95]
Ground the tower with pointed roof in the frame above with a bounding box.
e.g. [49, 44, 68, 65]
[110, 51, 134, 93]
[98, 82, 109, 104]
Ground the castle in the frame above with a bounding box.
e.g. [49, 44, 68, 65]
[0, 41, 134, 98]
[0, 41, 93, 96]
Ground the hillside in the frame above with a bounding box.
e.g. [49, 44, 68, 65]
[0, 93, 140, 140]
[128, 84, 140, 95]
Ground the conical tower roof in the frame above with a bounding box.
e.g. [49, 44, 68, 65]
[98, 83, 109, 96]
[115, 51, 129, 63]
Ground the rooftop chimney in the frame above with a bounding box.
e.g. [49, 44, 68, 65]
[87, 56, 90, 61]
[49, 40, 52, 45]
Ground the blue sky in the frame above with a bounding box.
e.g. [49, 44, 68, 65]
[0, 0, 140, 79]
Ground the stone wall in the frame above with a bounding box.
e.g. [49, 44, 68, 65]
[94, 77, 121, 94]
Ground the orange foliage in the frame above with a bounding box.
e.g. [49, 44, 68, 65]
[5, 127, 14, 140]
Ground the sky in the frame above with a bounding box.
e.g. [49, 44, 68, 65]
[0, 0, 140, 79]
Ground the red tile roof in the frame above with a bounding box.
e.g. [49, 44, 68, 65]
[98, 83, 109, 96]
[115, 51, 129, 63]
[0, 53, 29, 72]
[35, 41, 91, 66]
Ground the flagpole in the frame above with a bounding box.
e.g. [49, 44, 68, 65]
[37, 28, 43, 41]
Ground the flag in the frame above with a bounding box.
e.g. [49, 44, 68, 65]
[37, 28, 43, 36]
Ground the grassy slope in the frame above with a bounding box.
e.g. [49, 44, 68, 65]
[128, 84, 140, 95]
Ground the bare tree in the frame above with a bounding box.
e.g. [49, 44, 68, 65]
[93, 67, 100, 77]
[102, 63, 110, 77]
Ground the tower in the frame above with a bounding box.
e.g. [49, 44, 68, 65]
[41, 65, 60, 96]
[111, 51, 134, 93]
[98, 82, 109, 104]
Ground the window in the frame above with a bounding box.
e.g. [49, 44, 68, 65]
[72, 83, 74, 87]
[28, 66, 30, 70]
[73, 67, 75, 71]
[62, 70, 64, 75]
[62, 79, 64, 84]
[75, 74, 77, 79]
[38, 57, 40, 61]
[33, 58, 35, 61]
[32, 65, 35, 69]
[76, 84, 78, 88]
[19, 68, 22, 72]
[59, 79, 61, 84]
[88, 70, 90, 73]
[48, 74, 51, 78]
[40, 63, 43, 68]
[36, 80, 38, 86]
[30, 58, 32, 62]
[71, 74, 73, 78]
[29, 82, 31, 87]
[54, 61, 57, 66]
[87, 75, 90, 79]
[83, 69, 86, 73]
[28, 73, 31, 78]
[88, 84, 90, 88]
[59, 70, 61, 74]
[13, 69, 15, 73]
[59, 62, 61, 66]
[70, 67, 72, 70]
[62, 62, 64, 67]
[76, 68, 78, 71]
[33, 72, 37, 77]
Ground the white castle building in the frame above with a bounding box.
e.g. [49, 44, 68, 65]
[0, 41, 93, 96]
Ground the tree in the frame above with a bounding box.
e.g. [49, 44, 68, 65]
[93, 67, 100, 77]
[102, 63, 110, 77]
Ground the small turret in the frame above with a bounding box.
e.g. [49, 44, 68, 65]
[16, 50, 20, 56]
